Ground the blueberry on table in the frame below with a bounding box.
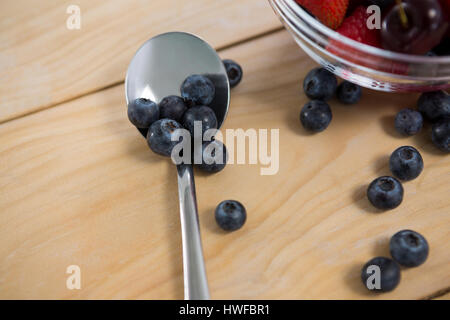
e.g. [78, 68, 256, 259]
[300, 100, 332, 132]
[197, 140, 228, 173]
[215, 200, 246, 231]
[182, 105, 218, 136]
[336, 81, 362, 105]
[367, 176, 403, 210]
[417, 90, 450, 122]
[223, 59, 243, 88]
[127, 98, 159, 128]
[361, 257, 401, 292]
[303, 68, 337, 101]
[389, 146, 423, 181]
[431, 118, 450, 153]
[181, 74, 215, 106]
[390, 230, 429, 267]
[394, 108, 423, 136]
[147, 119, 183, 157]
[159, 95, 188, 122]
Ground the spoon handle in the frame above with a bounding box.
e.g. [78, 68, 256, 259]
[176, 164, 210, 300]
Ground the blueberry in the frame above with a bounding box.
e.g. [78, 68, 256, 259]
[361, 257, 401, 292]
[394, 108, 423, 136]
[181, 74, 215, 106]
[223, 59, 243, 88]
[182, 105, 217, 136]
[300, 100, 332, 132]
[367, 176, 403, 210]
[431, 118, 450, 152]
[336, 81, 362, 104]
[215, 200, 246, 231]
[390, 230, 429, 267]
[197, 140, 228, 173]
[417, 90, 450, 122]
[147, 119, 183, 157]
[389, 146, 423, 181]
[127, 98, 159, 128]
[303, 68, 337, 101]
[159, 95, 188, 122]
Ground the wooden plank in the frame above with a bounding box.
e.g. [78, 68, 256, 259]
[0, 30, 449, 299]
[0, 0, 281, 123]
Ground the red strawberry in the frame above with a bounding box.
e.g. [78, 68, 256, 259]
[336, 6, 381, 47]
[328, 6, 408, 75]
[295, 0, 349, 30]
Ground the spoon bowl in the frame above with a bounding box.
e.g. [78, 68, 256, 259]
[125, 31, 230, 135]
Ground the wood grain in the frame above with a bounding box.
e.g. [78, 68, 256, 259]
[0, 30, 449, 299]
[0, 0, 280, 123]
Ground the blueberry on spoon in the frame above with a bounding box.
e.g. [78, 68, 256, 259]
[147, 119, 184, 157]
[159, 95, 188, 122]
[128, 98, 159, 128]
[197, 140, 228, 173]
[181, 74, 216, 106]
[182, 105, 218, 137]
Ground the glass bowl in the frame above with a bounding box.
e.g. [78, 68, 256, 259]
[269, 0, 450, 92]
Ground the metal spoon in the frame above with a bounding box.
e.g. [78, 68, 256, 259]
[125, 32, 230, 300]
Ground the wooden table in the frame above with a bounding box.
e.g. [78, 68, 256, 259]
[0, 0, 448, 299]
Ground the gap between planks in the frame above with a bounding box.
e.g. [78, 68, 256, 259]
[420, 286, 450, 300]
[0, 27, 284, 127]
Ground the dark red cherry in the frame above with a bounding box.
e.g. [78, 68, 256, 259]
[381, 0, 449, 54]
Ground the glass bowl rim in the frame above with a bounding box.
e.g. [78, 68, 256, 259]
[284, 0, 450, 64]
